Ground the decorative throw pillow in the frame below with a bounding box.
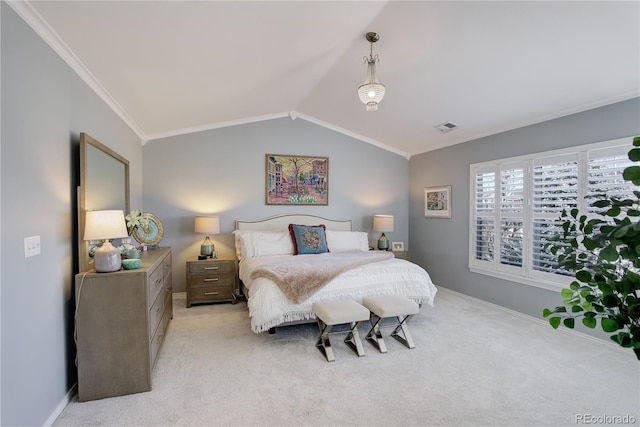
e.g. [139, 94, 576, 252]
[288, 224, 329, 255]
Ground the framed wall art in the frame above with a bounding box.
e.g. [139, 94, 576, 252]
[265, 154, 329, 205]
[424, 185, 451, 218]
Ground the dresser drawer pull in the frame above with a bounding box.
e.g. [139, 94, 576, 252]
[204, 291, 220, 296]
[203, 267, 219, 271]
[204, 278, 219, 282]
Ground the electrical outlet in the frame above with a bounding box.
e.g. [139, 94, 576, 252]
[24, 235, 41, 258]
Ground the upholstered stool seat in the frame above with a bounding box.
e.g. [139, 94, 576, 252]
[312, 300, 370, 362]
[362, 295, 419, 353]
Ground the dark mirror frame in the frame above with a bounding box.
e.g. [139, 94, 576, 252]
[78, 133, 130, 272]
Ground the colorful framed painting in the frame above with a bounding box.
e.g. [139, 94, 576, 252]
[424, 185, 452, 218]
[265, 154, 329, 205]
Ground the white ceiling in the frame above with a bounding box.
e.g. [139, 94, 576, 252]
[12, 1, 640, 157]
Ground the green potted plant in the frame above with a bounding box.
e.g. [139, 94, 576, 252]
[543, 136, 640, 360]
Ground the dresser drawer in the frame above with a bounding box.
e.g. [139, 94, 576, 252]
[150, 310, 169, 368]
[147, 264, 164, 307]
[149, 290, 165, 339]
[162, 253, 172, 275]
[188, 260, 234, 275]
[190, 284, 234, 302]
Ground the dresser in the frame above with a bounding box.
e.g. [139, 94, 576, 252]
[74, 247, 172, 401]
[186, 257, 238, 307]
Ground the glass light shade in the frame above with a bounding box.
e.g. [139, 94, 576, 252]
[358, 58, 386, 111]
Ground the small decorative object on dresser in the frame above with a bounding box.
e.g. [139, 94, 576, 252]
[186, 257, 238, 307]
[131, 212, 164, 246]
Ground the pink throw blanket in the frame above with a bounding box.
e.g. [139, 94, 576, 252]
[250, 251, 394, 304]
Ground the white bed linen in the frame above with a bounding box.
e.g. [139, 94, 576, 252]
[239, 253, 438, 333]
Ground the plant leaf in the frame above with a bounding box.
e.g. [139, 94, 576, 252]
[575, 270, 592, 283]
[599, 245, 619, 262]
[629, 148, 640, 162]
[601, 318, 620, 333]
[582, 317, 597, 328]
[563, 318, 575, 328]
[549, 317, 561, 329]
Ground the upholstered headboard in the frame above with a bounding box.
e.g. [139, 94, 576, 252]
[235, 214, 352, 231]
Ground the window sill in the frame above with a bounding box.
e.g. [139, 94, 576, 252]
[468, 266, 572, 292]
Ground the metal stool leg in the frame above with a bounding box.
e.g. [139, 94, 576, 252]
[344, 321, 366, 357]
[316, 319, 335, 362]
[390, 314, 416, 349]
[365, 313, 388, 353]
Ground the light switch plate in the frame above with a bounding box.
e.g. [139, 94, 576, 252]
[24, 235, 41, 258]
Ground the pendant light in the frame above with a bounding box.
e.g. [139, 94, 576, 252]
[357, 32, 386, 111]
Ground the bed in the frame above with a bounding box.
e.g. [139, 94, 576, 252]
[235, 214, 438, 333]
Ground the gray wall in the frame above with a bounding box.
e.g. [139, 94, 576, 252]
[143, 118, 410, 293]
[409, 98, 640, 334]
[1, 4, 143, 426]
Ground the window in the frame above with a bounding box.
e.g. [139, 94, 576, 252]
[469, 137, 636, 291]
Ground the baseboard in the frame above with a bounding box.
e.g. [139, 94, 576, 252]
[436, 287, 631, 356]
[44, 383, 77, 427]
[173, 292, 186, 300]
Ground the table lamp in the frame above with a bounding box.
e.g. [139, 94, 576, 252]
[373, 214, 394, 251]
[84, 210, 129, 272]
[195, 216, 220, 258]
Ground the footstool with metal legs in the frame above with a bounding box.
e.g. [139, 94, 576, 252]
[312, 299, 370, 362]
[362, 295, 420, 353]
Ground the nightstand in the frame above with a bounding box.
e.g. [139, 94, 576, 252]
[186, 257, 238, 307]
[392, 250, 410, 261]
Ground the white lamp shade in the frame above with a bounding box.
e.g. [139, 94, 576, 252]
[84, 210, 128, 241]
[373, 214, 394, 232]
[195, 216, 220, 234]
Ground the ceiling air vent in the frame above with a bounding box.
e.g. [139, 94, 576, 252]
[435, 122, 459, 133]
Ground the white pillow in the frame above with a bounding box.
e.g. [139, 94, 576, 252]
[233, 230, 294, 260]
[325, 230, 370, 253]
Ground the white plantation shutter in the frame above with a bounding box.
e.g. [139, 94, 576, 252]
[469, 136, 637, 291]
[473, 170, 495, 263]
[500, 167, 524, 268]
[588, 146, 635, 215]
[531, 154, 579, 274]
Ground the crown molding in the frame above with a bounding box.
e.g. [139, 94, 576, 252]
[6, 0, 146, 142]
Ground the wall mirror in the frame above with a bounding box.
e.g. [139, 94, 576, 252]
[78, 133, 130, 272]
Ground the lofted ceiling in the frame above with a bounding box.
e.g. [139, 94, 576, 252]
[11, 1, 640, 158]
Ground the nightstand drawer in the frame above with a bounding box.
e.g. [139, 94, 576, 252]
[188, 274, 235, 287]
[190, 285, 234, 302]
[189, 261, 234, 274]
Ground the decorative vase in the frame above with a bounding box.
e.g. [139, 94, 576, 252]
[120, 237, 136, 257]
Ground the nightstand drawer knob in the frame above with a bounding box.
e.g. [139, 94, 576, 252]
[204, 292, 220, 296]
[204, 267, 219, 270]
[204, 278, 219, 282]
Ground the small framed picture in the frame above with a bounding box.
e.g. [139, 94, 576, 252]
[424, 185, 452, 218]
[391, 241, 404, 251]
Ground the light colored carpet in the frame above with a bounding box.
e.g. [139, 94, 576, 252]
[54, 288, 639, 427]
